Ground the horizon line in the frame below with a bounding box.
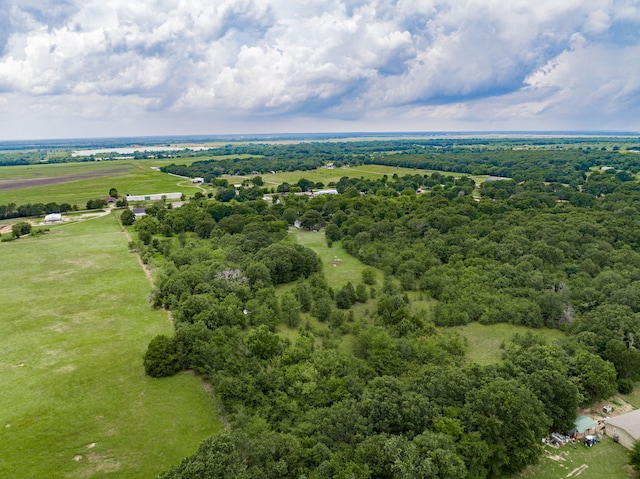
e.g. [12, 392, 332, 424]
[1, 129, 639, 146]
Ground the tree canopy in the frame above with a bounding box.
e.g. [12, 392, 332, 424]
[127, 140, 640, 479]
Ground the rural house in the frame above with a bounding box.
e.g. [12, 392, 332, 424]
[605, 409, 640, 449]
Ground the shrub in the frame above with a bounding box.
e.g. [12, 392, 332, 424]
[618, 378, 634, 394]
[86, 198, 107, 210]
[143, 335, 182, 377]
[120, 209, 135, 226]
[12, 221, 32, 238]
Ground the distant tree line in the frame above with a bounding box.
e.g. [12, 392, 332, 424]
[361, 148, 640, 185]
[158, 139, 640, 188]
[0, 202, 76, 220]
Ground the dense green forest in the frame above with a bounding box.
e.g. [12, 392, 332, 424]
[128, 150, 640, 478]
[0, 135, 637, 171]
[158, 138, 640, 184]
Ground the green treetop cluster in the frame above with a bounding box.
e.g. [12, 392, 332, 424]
[130, 164, 640, 478]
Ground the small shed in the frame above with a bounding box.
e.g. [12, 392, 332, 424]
[570, 415, 597, 438]
[44, 213, 62, 223]
[605, 409, 640, 449]
[132, 207, 147, 218]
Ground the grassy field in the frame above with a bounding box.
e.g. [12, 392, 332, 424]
[221, 164, 492, 188]
[0, 157, 228, 207]
[0, 214, 221, 479]
[283, 230, 573, 367]
[276, 229, 382, 343]
[514, 437, 632, 479]
[452, 322, 566, 365]
[0, 160, 490, 209]
[289, 229, 380, 288]
[621, 387, 640, 409]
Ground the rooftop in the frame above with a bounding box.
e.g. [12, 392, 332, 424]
[574, 415, 597, 433]
[606, 409, 640, 439]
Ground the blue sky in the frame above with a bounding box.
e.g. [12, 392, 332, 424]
[0, 0, 639, 139]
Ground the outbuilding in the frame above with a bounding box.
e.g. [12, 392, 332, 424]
[126, 192, 182, 202]
[605, 409, 640, 449]
[132, 207, 147, 218]
[570, 415, 597, 439]
[44, 213, 62, 223]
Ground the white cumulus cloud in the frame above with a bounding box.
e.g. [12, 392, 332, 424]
[0, 0, 638, 138]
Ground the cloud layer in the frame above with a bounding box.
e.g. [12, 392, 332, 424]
[0, 0, 639, 138]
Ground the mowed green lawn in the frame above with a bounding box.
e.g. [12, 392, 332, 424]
[514, 437, 632, 479]
[0, 214, 221, 479]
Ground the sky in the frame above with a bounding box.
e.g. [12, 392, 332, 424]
[0, 0, 639, 140]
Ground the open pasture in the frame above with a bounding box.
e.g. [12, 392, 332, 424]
[289, 229, 382, 288]
[452, 322, 565, 365]
[0, 154, 257, 206]
[0, 214, 221, 478]
[221, 164, 491, 188]
[0, 159, 202, 206]
[0, 158, 491, 208]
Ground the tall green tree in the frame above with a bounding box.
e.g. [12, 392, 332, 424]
[280, 292, 302, 328]
[158, 432, 249, 479]
[120, 208, 135, 225]
[299, 209, 324, 230]
[246, 325, 280, 360]
[385, 433, 467, 479]
[463, 378, 550, 478]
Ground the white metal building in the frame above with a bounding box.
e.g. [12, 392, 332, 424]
[126, 192, 182, 202]
[44, 213, 62, 223]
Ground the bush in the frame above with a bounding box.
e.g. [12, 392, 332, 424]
[143, 335, 182, 377]
[356, 283, 368, 303]
[325, 223, 342, 242]
[312, 295, 333, 322]
[30, 228, 49, 237]
[362, 267, 377, 285]
[630, 440, 640, 473]
[335, 283, 356, 310]
[120, 209, 135, 226]
[12, 221, 32, 238]
[618, 378, 634, 394]
[86, 198, 107, 210]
